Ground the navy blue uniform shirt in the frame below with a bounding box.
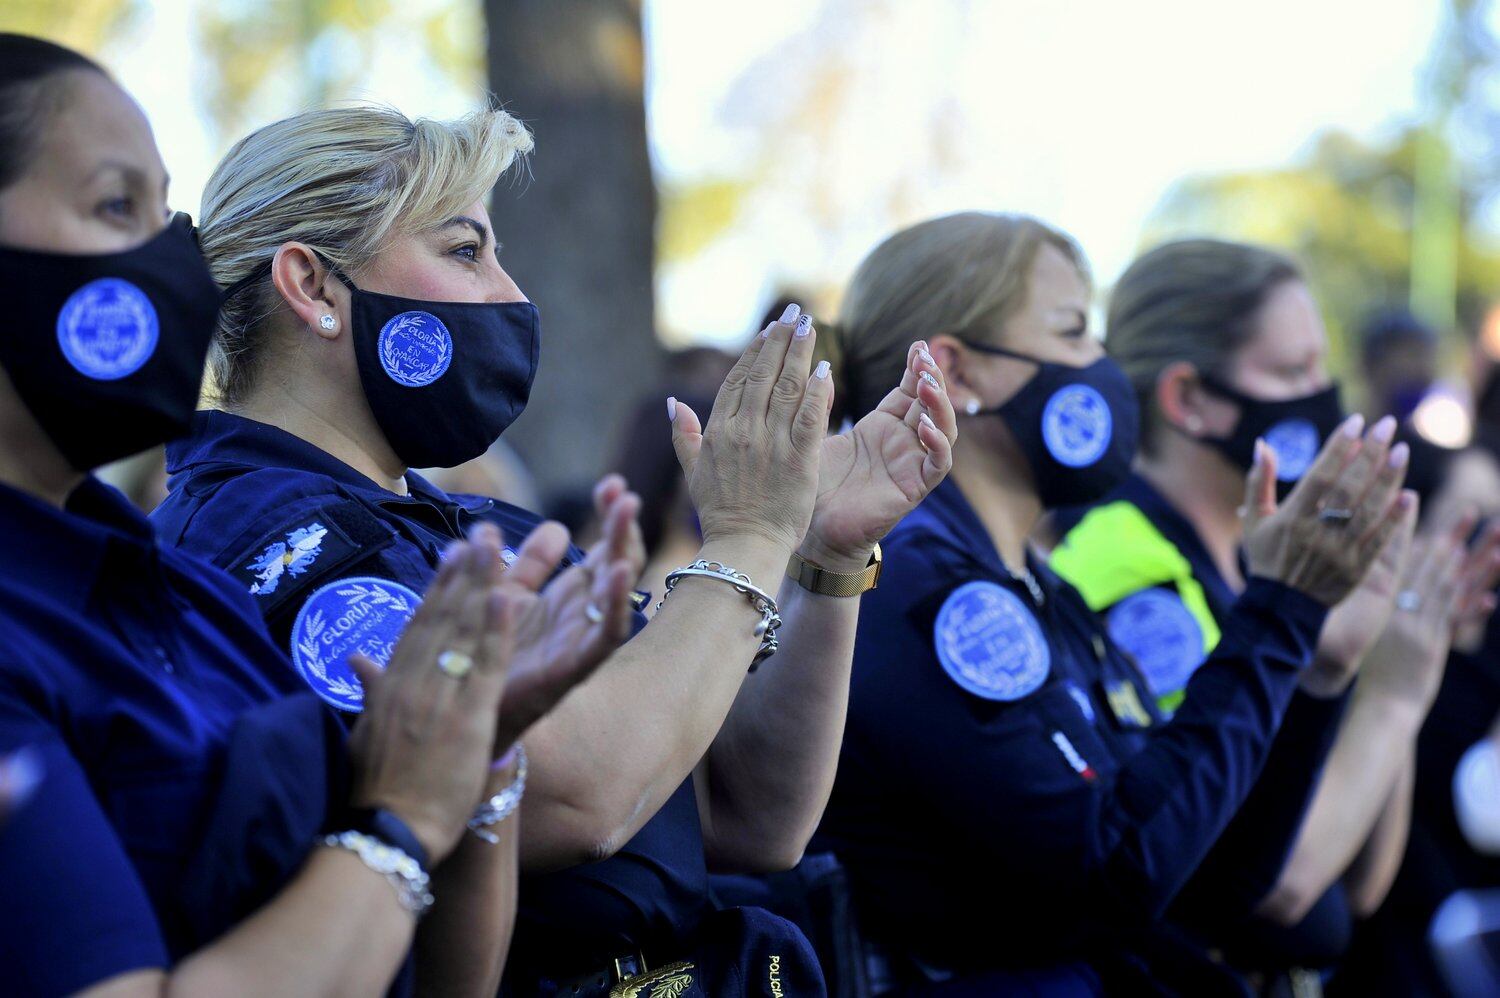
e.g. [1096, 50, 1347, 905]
[152, 411, 713, 974]
[1090, 475, 1356, 977]
[813, 476, 1329, 985]
[0, 476, 309, 996]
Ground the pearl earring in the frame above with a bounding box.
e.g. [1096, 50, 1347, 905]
[964, 399, 981, 416]
[319, 314, 337, 330]
[1186, 415, 1203, 432]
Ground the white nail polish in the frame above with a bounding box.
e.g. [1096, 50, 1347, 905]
[780, 303, 801, 324]
[814, 360, 831, 380]
[667, 397, 677, 421]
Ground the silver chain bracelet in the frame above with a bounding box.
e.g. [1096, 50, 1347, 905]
[321, 829, 434, 916]
[469, 744, 528, 844]
[655, 559, 782, 668]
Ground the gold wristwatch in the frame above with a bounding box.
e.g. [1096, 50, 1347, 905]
[786, 543, 882, 597]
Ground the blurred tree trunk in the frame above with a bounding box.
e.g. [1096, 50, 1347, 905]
[485, 0, 662, 502]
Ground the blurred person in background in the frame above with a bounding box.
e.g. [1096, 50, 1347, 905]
[810, 211, 1422, 994]
[421, 437, 543, 513]
[1053, 238, 1500, 994]
[0, 34, 621, 998]
[1359, 308, 1454, 513]
[153, 101, 958, 996]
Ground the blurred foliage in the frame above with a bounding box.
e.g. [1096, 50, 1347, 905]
[1142, 127, 1500, 377]
[196, 0, 483, 137]
[1140, 0, 1500, 382]
[657, 177, 753, 264]
[0, 0, 139, 51]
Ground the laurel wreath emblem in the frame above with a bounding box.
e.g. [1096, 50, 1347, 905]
[295, 582, 416, 701]
[380, 312, 452, 386]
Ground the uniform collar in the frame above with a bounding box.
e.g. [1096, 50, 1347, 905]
[167, 410, 467, 508]
[1116, 472, 1237, 614]
[917, 476, 1059, 602]
[2, 475, 157, 611]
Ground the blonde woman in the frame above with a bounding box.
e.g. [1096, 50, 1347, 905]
[151, 104, 956, 994]
[809, 212, 1417, 992]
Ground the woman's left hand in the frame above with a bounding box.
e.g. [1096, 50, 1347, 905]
[799, 341, 957, 572]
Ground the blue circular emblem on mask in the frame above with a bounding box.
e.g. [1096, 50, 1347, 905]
[378, 311, 453, 388]
[1106, 589, 1204, 700]
[290, 576, 422, 712]
[934, 581, 1051, 701]
[1265, 418, 1320, 482]
[1042, 384, 1113, 468]
[55, 277, 159, 381]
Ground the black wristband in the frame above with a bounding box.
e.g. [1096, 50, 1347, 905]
[341, 807, 429, 872]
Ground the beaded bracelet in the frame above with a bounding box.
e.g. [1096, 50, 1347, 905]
[655, 559, 782, 668]
[322, 829, 434, 916]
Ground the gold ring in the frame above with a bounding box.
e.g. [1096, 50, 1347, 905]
[437, 650, 474, 679]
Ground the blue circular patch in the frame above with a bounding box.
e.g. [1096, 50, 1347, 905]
[1265, 418, 1320, 482]
[290, 576, 422, 712]
[378, 310, 453, 387]
[1105, 589, 1204, 699]
[55, 277, 159, 381]
[1042, 384, 1113, 468]
[934, 581, 1051, 701]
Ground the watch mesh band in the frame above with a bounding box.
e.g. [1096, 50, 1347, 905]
[786, 543, 882, 597]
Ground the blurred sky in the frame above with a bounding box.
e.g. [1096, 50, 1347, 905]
[88, 0, 1453, 344]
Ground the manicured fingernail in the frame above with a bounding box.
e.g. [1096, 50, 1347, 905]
[1254, 438, 1266, 462]
[814, 360, 831, 380]
[1341, 413, 1365, 438]
[0, 748, 42, 807]
[760, 325, 771, 339]
[920, 370, 940, 389]
[667, 396, 677, 422]
[1372, 415, 1397, 443]
[1389, 441, 1409, 468]
[780, 303, 801, 324]
[1398, 492, 1416, 510]
[920, 412, 936, 431]
[919, 348, 936, 368]
[794, 314, 813, 338]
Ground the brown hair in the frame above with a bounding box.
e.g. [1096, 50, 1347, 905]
[0, 35, 106, 193]
[1106, 238, 1302, 453]
[821, 211, 1089, 423]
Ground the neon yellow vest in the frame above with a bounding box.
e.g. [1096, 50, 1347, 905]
[1051, 500, 1222, 714]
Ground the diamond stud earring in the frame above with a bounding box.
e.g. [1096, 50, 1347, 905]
[319, 314, 337, 330]
[964, 399, 981, 415]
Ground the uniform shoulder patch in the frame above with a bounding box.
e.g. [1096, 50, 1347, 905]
[1105, 587, 1204, 699]
[224, 500, 395, 621]
[290, 576, 422, 712]
[933, 580, 1051, 701]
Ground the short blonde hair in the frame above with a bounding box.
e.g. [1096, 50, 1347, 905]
[823, 211, 1088, 422]
[200, 104, 534, 404]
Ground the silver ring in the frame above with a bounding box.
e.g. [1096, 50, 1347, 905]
[1318, 507, 1355, 525]
[584, 602, 605, 625]
[436, 650, 474, 679]
[1396, 589, 1422, 612]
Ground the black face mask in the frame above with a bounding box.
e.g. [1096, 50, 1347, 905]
[332, 268, 541, 469]
[965, 341, 1140, 508]
[1198, 373, 1344, 487]
[0, 213, 221, 471]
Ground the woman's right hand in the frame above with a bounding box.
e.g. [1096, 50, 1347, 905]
[345, 533, 517, 864]
[669, 305, 831, 553]
[1243, 413, 1412, 606]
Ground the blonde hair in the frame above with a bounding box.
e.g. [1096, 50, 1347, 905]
[823, 211, 1089, 422]
[200, 104, 534, 404]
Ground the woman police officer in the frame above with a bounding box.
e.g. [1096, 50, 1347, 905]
[0, 34, 623, 997]
[1050, 238, 1500, 989]
[149, 103, 956, 994]
[809, 212, 1417, 992]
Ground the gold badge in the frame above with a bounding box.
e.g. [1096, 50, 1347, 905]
[610, 961, 696, 998]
